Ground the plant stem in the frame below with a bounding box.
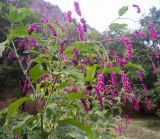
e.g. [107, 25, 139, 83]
[41, 113, 44, 136]
[11, 41, 41, 112]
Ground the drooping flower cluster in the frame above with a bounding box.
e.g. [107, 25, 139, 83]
[74, 1, 81, 16]
[81, 98, 89, 113]
[22, 79, 31, 93]
[149, 23, 158, 41]
[28, 23, 40, 35]
[80, 18, 87, 32]
[28, 38, 38, 48]
[40, 17, 49, 24]
[95, 87, 104, 109]
[47, 23, 57, 37]
[73, 48, 81, 62]
[152, 61, 158, 73]
[145, 97, 151, 110]
[6, 51, 13, 62]
[84, 58, 91, 65]
[132, 31, 146, 39]
[20, 39, 30, 52]
[137, 70, 143, 82]
[134, 99, 140, 111]
[121, 72, 131, 93]
[141, 84, 148, 93]
[66, 11, 72, 23]
[152, 50, 159, 59]
[14, 135, 20, 139]
[132, 4, 141, 13]
[97, 74, 105, 92]
[111, 73, 119, 89]
[116, 56, 128, 67]
[40, 17, 57, 37]
[59, 39, 68, 53]
[77, 23, 84, 41]
[121, 37, 133, 59]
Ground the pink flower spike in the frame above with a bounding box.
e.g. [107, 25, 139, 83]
[97, 74, 105, 92]
[141, 84, 148, 93]
[137, 70, 143, 82]
[121, 72, 131, 93]
[74, 1, 81, 16]
[133, 4, 141, 13]
[152, 61, 158, 73]
[66, 11, 72, 22]
[145, 97, 152, 111]
[149, 23, 158, 41]
[134, 100, 140, 111]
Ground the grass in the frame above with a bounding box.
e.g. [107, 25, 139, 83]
[114, 116, 160, 139]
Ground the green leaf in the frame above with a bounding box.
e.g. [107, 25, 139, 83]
[6, 5, 25, 23]
[6, 6, 33, 23]
[46, 104, 57, 118]
[62, 68, 84, 82]
[8, 26, 28, 41]
[13, 115, 36, 135]
[125, 62, 145, 72]
[7, 97, 32, 119]
[29, 64, 46, 83]
[109, 23, 128, 32]
[0, 2, 2, 10]
[31, 57, 43, 64]
[57, 82, 68, 89]
[58, 119, 95, 139]
[98, 67, 122, 74]
[118, 6, 128, 16]
[0, 41, 7, 58]
[67, 93, 88, 101]
[85, 64, 98, 82]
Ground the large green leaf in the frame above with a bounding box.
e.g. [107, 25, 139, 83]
[85, 64, 98, 82]
[109, 23, 128, 32]
[8, 26, 28, 41]
[46, 103, 57, 118]
[6, 5, 25, 23]
[6, 6, 33, 23]
[58, 119, 95, 139]
[125, 62, 145, 72]
[7, 97, 32, 119]
[13, 115, 36, 135]
[29, 64, 46, 83]
[62, 68, 84, 82]
[67, 93, 88, 101]
[118, 6, 128, 16]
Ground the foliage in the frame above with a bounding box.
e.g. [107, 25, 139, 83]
[0, 1, 159, 139]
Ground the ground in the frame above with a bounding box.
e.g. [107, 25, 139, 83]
[115, 116, 160, 139]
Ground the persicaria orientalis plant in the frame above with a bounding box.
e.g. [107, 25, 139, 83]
[0, 1, 159, 139]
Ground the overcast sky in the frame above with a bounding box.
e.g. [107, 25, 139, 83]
[45, 0, 160, 32]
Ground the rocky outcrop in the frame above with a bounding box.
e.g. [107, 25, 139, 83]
[28, 0, 66, 25]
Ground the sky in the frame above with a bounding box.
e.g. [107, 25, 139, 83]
[45, 0, 160, 32]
